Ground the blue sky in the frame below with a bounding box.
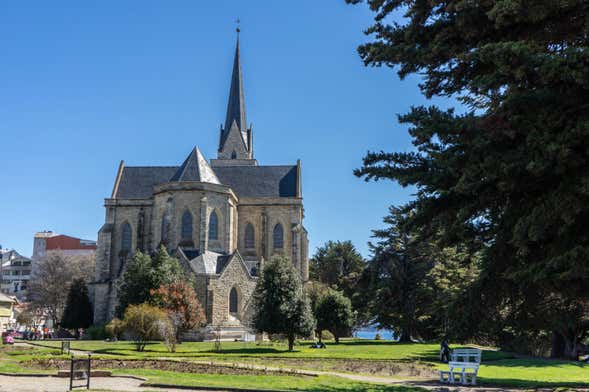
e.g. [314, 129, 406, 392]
[0, 1, 453, 258]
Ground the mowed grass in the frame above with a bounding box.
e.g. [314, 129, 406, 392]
[478, 359, 589, 387]
[112, 369, 425, 392]
[0, 346, 57, 374]
[13, 340, 589, 388]
[26, 339, 508, 361]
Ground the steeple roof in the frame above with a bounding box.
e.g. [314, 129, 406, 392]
[220, 37, 248, 151]
[171, 147, 220, 184]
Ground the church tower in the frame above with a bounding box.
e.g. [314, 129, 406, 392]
[212, 36, 257, 167]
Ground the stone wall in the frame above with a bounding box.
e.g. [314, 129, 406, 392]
[208, 254, 257, 326]
[236, 198, 308, 280]
[93, 182, 309, 325]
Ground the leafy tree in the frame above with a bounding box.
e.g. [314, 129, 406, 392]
[122, 303, 167, 351]
[61, 278, 93, 332]
[305, 280, 329, 314]
[253, 255, 315, 351]
[28, 251, 94, 326]
[310, 241, 364, 301]
[15, 307, 36, 328]
[116, 246, 183, 317]
[315, 290, 355, 343]
[151, 281, 206, 341]
[347, 0, 589, 358]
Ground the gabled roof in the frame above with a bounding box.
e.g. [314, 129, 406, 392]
[171, 147, 221, 184]
[179, 248, 257, 278]
[113, 164, 298, 199]
[0, 292, 16, 304]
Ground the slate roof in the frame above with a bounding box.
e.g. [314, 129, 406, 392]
[116, 166, 178, 199]
[171, 147, 220, 184]
[214, 165, 297, 198]
[114, 164, 298, 199]
[179, 249, 253, 277]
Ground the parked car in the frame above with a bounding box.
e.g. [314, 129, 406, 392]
[2, 332, 15, 345]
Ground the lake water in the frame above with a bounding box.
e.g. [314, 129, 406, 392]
[354, 328, 395, 340]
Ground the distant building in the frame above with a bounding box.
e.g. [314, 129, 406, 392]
[0, 292, 17, 332]
[0, 249, 32, 300]
[32, 231, 97, 262]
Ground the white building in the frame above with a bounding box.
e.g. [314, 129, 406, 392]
[0, 249, 32, 300]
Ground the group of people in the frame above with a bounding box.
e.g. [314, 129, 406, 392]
[22, 326, 52, 340]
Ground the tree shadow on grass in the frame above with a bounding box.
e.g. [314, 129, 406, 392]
[203, 347, 292, 355]
[328, 340, 400, 346]
[477, 378, 589, 388]
[290, 385, 426, 392]
[481, 358, 589, 368]
[90, 345, 160, 356]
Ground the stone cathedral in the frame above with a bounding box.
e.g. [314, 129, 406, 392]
[93, 38, 309, 337]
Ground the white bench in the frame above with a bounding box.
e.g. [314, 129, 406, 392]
[451, 348, 482, 363]
[440, 348, 481, 385]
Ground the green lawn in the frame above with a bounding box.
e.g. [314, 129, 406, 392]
[477, 359, 589, 387]
[26, 339, 509, 361]
[9, 340, 589, 388]
[112, 369, 424, 392]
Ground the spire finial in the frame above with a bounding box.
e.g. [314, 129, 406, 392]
[235, 18, 241, 34]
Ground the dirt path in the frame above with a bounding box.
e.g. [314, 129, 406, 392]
[0, 374, 227, 392]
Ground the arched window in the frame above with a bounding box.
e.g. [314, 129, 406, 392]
[245, 223, 255, 249]
[181, 210, 193, 241]
[121, 222, 132, 252]
[231, 150, 237, 159]
[209, 211, 218, 241]
[273, 223, 284, 249]
[229, 287, 238, 314]
[161, 198, 173, 245]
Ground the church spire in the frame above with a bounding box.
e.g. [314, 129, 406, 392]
[218, 32, 253, 160]
[223, 37, 247, 138]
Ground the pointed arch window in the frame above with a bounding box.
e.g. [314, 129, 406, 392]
[181, 210, 193, 241]
[273, 223, 284, 249]
[245, 223, 255, 249]
[121, 222, 132, 252]
[229, 287, 238, 314]
[209, 211, 219, 241]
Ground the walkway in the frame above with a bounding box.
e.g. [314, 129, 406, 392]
[0, 374, 225, 392]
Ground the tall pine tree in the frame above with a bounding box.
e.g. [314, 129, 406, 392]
[61, 278, 93, 331]
[348, 0, 589, 357]
[253, 255, 315, 351]
[116, 246, 184, 317]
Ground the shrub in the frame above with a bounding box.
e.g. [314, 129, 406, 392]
[150, 281, 206, 342]
[105, 318, 124, 340]
[157, 316, 177, 353]
[375, 333, 382, 340]
[320, 330, 335, 341]
[85, 325, 107, 340]
[122, 303, 167, 351]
